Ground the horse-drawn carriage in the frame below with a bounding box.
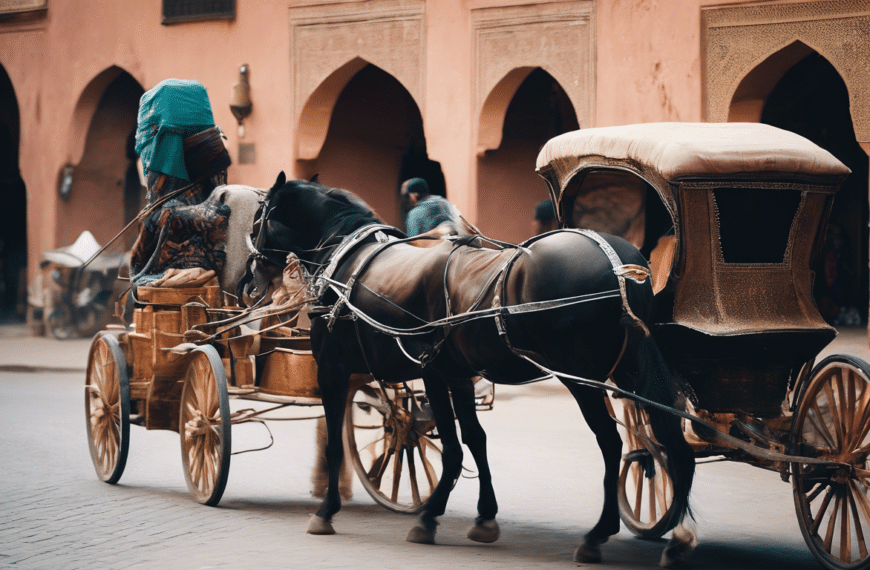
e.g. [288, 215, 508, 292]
[86, 117, 867, 569]
[537, 122, 868, 569]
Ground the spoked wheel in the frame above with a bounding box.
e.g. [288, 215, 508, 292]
[85, 332, 130, 484]
[792, 355, 870, 570]
[612, 397, 675, 538]
[344, 379, 443, 513]
[180, 345, 231, 506]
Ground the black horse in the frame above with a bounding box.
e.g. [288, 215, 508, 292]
[245, 173, 695, 564]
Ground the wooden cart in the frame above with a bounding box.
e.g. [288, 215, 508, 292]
[537, 122, 869, 570]
[84, 280, 457, 513]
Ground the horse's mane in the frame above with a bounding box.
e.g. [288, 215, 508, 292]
[267, 178, 383, 251]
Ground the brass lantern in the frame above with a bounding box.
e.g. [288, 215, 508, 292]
[230, 64, 252, 138]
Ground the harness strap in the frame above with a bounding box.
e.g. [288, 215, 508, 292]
[318, 224, 404, 298]
[570, 230, 651, 337]
[493, 229, 651, 370]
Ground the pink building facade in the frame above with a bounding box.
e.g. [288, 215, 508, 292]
[1, 0, 868, 323]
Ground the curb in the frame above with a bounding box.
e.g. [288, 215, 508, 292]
[0, 365, 86, 374]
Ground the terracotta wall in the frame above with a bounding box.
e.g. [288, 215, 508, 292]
[0, 0, 867, 287]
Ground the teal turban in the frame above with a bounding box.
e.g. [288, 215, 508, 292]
[135, 79, 216, 181]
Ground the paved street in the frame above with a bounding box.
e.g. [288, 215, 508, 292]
[2, 325, 870, 569]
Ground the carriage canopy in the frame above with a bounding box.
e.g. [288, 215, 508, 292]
[536, 122, 849, 192]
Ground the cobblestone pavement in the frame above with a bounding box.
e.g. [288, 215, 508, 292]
[2, 326, 869, 569]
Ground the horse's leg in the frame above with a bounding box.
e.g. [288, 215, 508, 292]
[406, 372, 464, 544]
[560, 382, 622, 564]
[311, 417, 328, 499]
[307, 353, 350, 535]
[311, 417, 353, 501]
[448, 378, 500, 543]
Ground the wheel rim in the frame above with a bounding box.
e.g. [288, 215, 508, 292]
[614, 398, 674, 538]
[85, 333, 129, 484]
[344, 380, 442, 513]
[180, 346, 231, 506]
[793, 356, 870, 570]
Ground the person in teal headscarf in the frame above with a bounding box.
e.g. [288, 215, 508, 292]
[129, 79, 232, 283]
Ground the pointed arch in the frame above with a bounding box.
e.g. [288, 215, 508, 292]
[728, 41, 824, 123]
[68, 66, 131, 165]
[477, 66, 536, 155]
[476, 68, 578, 243]
[296, 57, 371, 160]
[59, 68, 144, 246]
[296, 63, 433, 227]
[0, 62, 26, 321]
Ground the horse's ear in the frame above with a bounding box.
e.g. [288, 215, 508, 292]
[273, 171, 286, 189]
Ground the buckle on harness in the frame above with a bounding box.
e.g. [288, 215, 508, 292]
[615, 264, 650, 284]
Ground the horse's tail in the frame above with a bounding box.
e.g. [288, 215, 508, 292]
[630, 329, 695, 531]
[611, 239, 694, 531]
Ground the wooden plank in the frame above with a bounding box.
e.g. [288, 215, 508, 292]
[146, 376, 184, 431]
[137, 284, 221, 307]
[129, 381, 151, 400]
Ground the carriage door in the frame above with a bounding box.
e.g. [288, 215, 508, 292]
[0, 64, 25, 322]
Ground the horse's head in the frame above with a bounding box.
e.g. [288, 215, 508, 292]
[241, 171, 381, 305]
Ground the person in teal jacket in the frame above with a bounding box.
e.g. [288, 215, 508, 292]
[401, 177, 459, 236]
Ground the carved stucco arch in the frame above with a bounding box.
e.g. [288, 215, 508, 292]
[68, 66, 129, 165]
[472, 1, 595, 157]
[296, 57, 421, 160]
[477, 66, 535, 155]
[290, 1, 425, 161]
[477, 65, 578, 156]
[703, 2, 870, 143]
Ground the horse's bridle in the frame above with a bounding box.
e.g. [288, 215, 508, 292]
[236, 198, 279, 303]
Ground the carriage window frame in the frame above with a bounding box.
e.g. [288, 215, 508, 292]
[682, 180, 834, 268]
[162, 0, 235, 25]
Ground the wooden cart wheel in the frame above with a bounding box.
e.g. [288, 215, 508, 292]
[180, 345, 231, 506]
[343, 379, 442, 514]
[85, 332, 130, 484]
[792, 355, 870, 570]
[612, 397, 675, 538]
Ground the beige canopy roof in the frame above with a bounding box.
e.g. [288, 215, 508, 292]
[536, 122, 850, 185]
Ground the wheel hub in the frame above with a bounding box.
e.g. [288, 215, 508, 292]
[185, 410, 214, 437]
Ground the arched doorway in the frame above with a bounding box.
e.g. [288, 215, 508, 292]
[749, 51, 869, 326]
[0, 64, 26, 322]
[59, 70, 144, 248]
[476, 68, 578, 243]
[296, 63, 439, 229]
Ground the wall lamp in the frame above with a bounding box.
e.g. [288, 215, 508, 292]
[229, 64, 252, 138]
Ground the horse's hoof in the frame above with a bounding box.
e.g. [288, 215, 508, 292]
[467, 519, 500, 543]
[573, 540, 602, 564]
[659, 526, 698, 567]
[406, 525, 436, 545]
[307, 515, 336, 535]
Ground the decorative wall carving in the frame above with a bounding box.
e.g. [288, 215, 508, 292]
[472, 1, 594, 152]
[290, 0, 425, 158]
[702, 1, 870, 142]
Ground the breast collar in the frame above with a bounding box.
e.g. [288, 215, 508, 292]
[315, 223, 406, 297]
